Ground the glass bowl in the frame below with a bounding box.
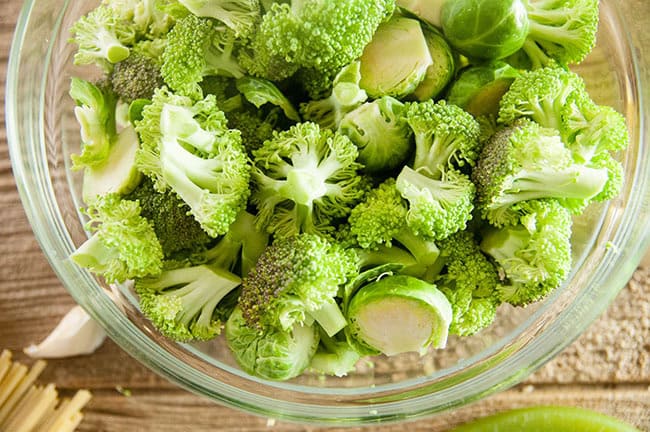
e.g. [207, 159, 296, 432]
[6, 0, 650, 425]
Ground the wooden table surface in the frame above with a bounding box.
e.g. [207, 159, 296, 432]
[1, 1, 649, 430]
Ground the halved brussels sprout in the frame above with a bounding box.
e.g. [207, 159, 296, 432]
[359, 16, 433, 98]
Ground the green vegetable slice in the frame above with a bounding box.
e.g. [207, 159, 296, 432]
[450, 406, 641, 432]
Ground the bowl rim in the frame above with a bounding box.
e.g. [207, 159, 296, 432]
[6, 0, 650, 425]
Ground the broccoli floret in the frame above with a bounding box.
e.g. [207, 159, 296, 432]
[240, 0, 395, 82]
[480, 200, 573, 306]
[251, 122, 368, 238]
[588, 153, 624, 203]
[202, 210, 270, 277]
[348, 179, 440, 276]
[69, 78, 118, 170]
[125, 177, 213, 257]
[103, 0, 175, 39]
[560, 93, 629, 163]
[226, 109, 279, 154]
[71, 194, 163, 283]
[522, 0, 599, 67]
[396, 166, 475, 241]
[226, 306, 319, 380]
[110, 52, 164, 102]
[136, 262, 242, 341]
[405, 100, 481, 179]
[436, 231, 501, 337]
[160, 0, 261, 38]
[473, 119, 609, 226]
[238, 233, 355, 337]
[135, 87, 251, 237]
[161, 14, 244, 99]
[69, 5, 136, 71]
[300, 61, 368, 130]
[338, 96, 413, 174]
[498, 67, 586, 129]
[309, 328, 360, 377]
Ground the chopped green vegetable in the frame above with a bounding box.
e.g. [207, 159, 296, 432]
[65, 0, 630, 382]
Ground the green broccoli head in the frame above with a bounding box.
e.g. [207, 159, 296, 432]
[251, 122, 369, 238]
[226, 109, 279, 154]
[348, 179, 441, 277]
[560, 93, 629, 163]
[436, 231, 501, 336]
[104, 0, 175, 39]
[498, 66, 586, 129]
[473, 119, 608, 226]
[70, 5, 136, 71]
[226, 306, 319, 381]
[405, 100, 481, 178]
[339, 96, 413, 174]
[69, 78, 118, 170]
[523, 0, 599, 67]
[110, 52, 164, 103]
[240, 0, 395, 82]
[136, 263, 242, 341]
[71, 194, 163, 284]
[135, 87, 251, 237]
[161, 14, 244, 99]
[588, 153, 624, 203]
[238, 233, 356, 336]
[480, 199, 573, 306]
[125, 177, 212, 257]
[396, 166, 475, 241]
[159, 0, 261, 38]
[348, 179, 408, 250]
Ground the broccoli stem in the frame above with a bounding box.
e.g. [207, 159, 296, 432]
[413, 135, 457, 176]
[394, 229, 440, 268]
[527, 21, 577, 47]
[308, 299, 347, 337]
[98, 30, 130, 64]
[495, 166, 607, 207]
[521, 39, 553, 69]
[71, 235, 112, 270]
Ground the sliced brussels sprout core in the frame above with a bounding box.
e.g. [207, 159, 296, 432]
[359, 17, 433, 98]
[347, 275, 452, 356]
[397, 0, 446, 28]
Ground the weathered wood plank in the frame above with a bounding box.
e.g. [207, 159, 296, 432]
[72, 386, 650, 432]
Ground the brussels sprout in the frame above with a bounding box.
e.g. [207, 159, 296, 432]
[338, 96, 413, 174]
[346, 275, 452, 356]
[446, 62, 521, 117]
[441, 0, 529, 60]
[397, 0, 446, 28]
[412, 25, 457, 101]
[359, 16, 433, 98]
[225, 306, 319, 381]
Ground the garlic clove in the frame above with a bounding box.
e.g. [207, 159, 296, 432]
[24, 305, 107, 359]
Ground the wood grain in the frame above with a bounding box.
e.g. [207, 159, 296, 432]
[0, 0, 649, 430]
